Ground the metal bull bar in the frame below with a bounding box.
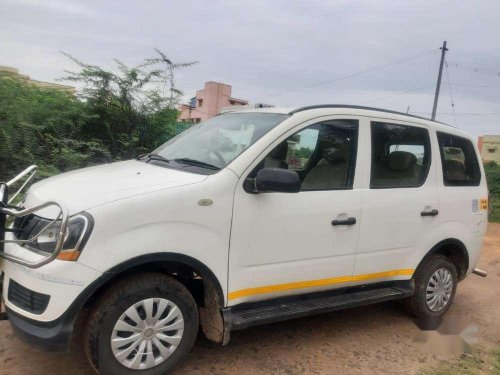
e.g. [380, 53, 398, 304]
[0, 166, 69, 268]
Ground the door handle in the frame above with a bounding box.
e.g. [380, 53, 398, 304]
[421, 209, 439, 217]
[332, 217, 356, 226]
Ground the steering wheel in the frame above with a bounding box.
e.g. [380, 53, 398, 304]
[209, 150, 226, 166]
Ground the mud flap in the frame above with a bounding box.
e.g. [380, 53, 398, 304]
[199, 282, 232, 345]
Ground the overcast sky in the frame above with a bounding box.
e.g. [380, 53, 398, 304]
[1, 0, 500, 138]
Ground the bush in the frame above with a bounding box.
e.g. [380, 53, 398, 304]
[484, 161, 500, 222]
[0, 50, 194, 182]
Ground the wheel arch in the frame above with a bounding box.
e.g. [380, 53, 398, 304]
[79, 253, 225, 310]
[74, 253, 228, 344]
[417, 239, 470, 280]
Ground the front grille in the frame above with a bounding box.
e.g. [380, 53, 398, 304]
[8, 280, 50, 314]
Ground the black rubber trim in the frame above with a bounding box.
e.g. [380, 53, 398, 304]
[6, 306, 73, 351]
[288, 104, 449, 126]
[6, 252, 224, 352]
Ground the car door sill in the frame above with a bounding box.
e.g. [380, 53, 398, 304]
[223, 280, 414, 331]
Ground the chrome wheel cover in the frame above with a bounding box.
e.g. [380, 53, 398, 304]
[426, 268, 453, 312]
[111, 298, 184, 370]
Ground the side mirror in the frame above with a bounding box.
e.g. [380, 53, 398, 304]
[251, 168, 301, 193]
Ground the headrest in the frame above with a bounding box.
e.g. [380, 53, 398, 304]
[270, 141, 288, 160]
[322, 143, 349, 163]
[388, 151, 417, 171]
[444, 159, 466, 173]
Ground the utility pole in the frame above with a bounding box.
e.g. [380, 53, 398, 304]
[431, 41, 448, 120]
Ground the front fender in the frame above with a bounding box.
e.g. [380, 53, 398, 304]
[77, 170, 239, 303]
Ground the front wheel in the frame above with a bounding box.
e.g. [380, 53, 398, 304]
[405, 255, 458, 321]
[84, 273, 199, 375]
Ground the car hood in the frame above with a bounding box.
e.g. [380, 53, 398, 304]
[24, 160, 208, 217]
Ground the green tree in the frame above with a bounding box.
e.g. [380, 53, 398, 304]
[0, 72, 109, 180]
[0, 49, 195, 182]
[60, 49, 196, 158]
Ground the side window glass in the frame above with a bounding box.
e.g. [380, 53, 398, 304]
[371, 122, 431, 188]
[287, 128, 319, 170]
[437, 132, 481, 186]
[259, 119, 358, 191]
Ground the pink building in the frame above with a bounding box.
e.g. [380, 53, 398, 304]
[178, 81, 248, 123]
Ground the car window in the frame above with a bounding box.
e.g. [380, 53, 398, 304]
[155, 113, 289, 170]
[257, 119, 358, 191]
[287, 128, 319, 170]
[371, 122, 431, 188]
[437, 132, 481, 186]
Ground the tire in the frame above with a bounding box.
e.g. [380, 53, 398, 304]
[84, 273, 199, 375]
[405, 255, 458, 321]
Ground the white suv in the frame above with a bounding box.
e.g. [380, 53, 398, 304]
[0, 105, 488, 374]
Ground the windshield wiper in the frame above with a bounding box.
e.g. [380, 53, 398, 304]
[174, 158, 220, 170]
[140, 153, 171, 163]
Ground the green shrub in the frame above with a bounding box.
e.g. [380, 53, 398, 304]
[485, 161, 500, 222]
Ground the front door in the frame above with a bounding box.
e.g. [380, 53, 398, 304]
[228, 119, 361, 305]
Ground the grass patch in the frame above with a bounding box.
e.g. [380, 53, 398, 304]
[494, 350, 500, 374]
[421, 348, 500, 375]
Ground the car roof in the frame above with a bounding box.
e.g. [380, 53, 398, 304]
[232, 104, 472, 139]
[235, 104, 441, 122]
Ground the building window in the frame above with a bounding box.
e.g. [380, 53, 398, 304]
[229, 100, 235, 105]
[488, 148, 496, 153]
[197, 99, 203, 107]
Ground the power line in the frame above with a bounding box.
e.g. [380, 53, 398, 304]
[257, 49, 440, 100]
[444, 60, 457, 126]
[359, 84, 435, 105]
[414, 112, 500, 117]
[447, 60, 500, 77]
[450, 83, 500, 89]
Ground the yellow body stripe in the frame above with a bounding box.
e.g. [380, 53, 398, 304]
[228, 269, 414, 301]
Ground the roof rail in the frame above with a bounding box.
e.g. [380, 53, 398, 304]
[289, 105, 449, 125]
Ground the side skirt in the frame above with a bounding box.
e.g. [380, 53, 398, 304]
[220, 280, 414, 342]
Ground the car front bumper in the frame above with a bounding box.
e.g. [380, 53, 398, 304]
[0, 243, 103, 351]
[6, 305, 75, 351]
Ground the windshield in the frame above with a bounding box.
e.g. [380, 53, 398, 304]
[153, 112, 289, 170]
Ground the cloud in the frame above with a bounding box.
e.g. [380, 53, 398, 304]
[2, 0, 97, 17]
[1, 0, 499, 137]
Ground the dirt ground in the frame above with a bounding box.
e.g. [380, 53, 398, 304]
[0, 225, 499, 375]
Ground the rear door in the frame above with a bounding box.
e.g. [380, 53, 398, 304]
[354, 120, 440, 279]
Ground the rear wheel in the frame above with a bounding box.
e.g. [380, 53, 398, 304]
[405, 255, 458, 321]
[84, 273, 199, 375]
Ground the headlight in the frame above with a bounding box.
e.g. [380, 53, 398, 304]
[21, 212, 93, 261]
